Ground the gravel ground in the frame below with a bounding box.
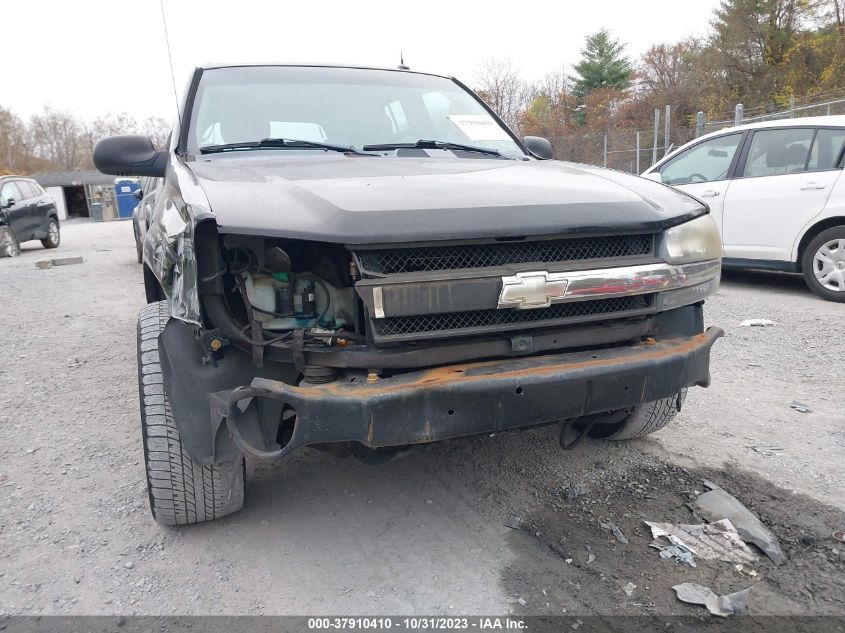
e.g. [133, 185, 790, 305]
[0, 220, 843, 617]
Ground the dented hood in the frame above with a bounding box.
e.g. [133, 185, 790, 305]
[186, 154, 706, 244]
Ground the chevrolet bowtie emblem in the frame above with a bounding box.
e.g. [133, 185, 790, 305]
[498, 271, 571, 310]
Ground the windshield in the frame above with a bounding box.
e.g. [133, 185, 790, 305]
[186, 66, 526, 158]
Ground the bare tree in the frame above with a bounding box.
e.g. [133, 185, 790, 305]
[142, 116, 172, 149]
[86, 112, 139, 154]
[473, 58, 530, 130]
[0, 107, 31, 174]
[29, 107, 86, 171]
[828, 0, 845, 49]
[637, 40, 702, 119]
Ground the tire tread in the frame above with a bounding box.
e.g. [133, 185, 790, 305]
[138, 301, 244, 525]
[608, 389, 686, 441]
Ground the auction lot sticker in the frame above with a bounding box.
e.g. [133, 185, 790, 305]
[447, 115, 511, 141]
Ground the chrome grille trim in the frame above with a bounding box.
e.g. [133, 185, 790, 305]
[495, 259, 721, 309]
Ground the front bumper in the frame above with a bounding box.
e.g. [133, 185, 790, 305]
[220, 327, 723, 460]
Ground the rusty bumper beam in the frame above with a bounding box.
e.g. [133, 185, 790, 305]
[223, 328, 723, 460]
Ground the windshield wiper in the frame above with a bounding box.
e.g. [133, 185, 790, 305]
[362, 139, 504, 157]
[199, 138, 376, 156]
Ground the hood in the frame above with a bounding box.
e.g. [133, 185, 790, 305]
[186, 153, 706, 244]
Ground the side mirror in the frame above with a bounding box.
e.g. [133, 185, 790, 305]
[642, 171, 663, 183]
[523, 136, 554, 160]
[4, 198, 15, 207]
[94, 135, 167, 177]
[133, 188, 145, 201]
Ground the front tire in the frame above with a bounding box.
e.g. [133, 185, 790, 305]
[602, 390, 687, 441]
[138, 301, 245, 525]
[1, 227, 20, 257]
[802, 226, 845, 303]
[41, 218, 60, 249]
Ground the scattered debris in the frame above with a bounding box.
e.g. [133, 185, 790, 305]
[645, 518, 757, 563]
[565, 483, 590, 500]
[504, 515, 522, 530]
[790, 401, 811, 413]
[653, 542, 696, 567]
[600, 521, 629, 544]
[747, 444, 784, 457]
[672, 583, 750, 617]
[739, 319, 776, 327]
[623, 582, 637, 597]
[516, 597, 527, 606]
[734, 564, 758, 578]
[67, 357, 84, 368]
[833, 531, 845, 543]
[694, 489, 785, 564]
[35, 256, 84, 269]
[586, 553, 596, 564]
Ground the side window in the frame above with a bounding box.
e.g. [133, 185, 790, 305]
[1, 181, 23, 205]
[19, 181, 40, 199]
[807, 128, 845, 171]
[659, 134, 743, 185]
[742, 128, 814, 177]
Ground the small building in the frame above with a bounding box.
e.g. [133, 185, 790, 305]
[32, 170, 137, 222]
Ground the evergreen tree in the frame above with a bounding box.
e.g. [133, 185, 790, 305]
[571, 30, 632, 100]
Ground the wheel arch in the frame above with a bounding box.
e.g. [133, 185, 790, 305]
[796, 216, 845, 270]
[143, 264, 166, 304]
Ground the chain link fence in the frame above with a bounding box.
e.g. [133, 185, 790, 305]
[549, 94, 845, 175]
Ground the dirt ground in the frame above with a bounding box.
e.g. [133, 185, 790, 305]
[0, 220, 843, 618]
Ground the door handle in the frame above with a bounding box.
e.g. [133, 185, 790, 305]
[800, 182, 826, 190]
[699, 190, 720, 198]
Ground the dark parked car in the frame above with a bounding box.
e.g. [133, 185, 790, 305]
[132, 176, 162, 263]
[95, 64, 723, 525]
[0, 176, 60, 256]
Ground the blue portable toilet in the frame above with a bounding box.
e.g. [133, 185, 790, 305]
[114, 178, 141, 219]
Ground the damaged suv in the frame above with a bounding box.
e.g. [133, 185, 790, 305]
[95, 64, 722, 525]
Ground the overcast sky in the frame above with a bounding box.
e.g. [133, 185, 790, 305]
[5, 0, 720, 123]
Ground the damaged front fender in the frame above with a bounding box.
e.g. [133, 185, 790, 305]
[142, 158, 215, 325]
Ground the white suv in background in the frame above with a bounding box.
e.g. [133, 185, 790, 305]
[643, 116, 845, 302]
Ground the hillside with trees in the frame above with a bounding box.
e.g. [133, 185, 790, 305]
[474, 0, 845, 138]
[3, 0, 844, 175]
[0, 108, 170, 176]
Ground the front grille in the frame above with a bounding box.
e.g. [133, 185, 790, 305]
[373, 295, 652, 338]
[355, 234, 653, 275]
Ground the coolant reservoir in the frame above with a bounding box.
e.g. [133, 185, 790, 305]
[243, 272, 354, 331]
[244, 274, 278, 316]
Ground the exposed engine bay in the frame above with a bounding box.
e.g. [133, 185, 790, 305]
[195, 227, 369, 378]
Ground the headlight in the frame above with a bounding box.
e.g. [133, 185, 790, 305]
[660, 214, 721, 264]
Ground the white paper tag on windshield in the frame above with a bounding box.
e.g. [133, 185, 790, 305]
[447, 115, 511, 141]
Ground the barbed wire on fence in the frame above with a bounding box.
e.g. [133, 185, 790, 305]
[550, 94, 845, 175]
